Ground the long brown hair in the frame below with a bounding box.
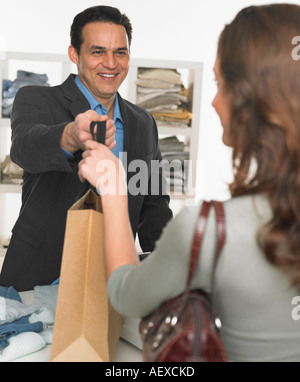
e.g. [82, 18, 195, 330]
[218, 4, 300, 290]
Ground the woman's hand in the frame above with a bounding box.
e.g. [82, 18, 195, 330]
[61, 111, 116, 153]
[78, 140, 138, 280]
[78, 140, 127, 196]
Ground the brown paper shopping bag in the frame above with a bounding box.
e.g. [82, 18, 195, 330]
[50, 189, 123, 362]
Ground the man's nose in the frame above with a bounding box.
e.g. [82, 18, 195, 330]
[102, 52, 117, 69]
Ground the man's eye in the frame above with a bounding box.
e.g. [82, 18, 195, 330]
[116, 51, 128, 56]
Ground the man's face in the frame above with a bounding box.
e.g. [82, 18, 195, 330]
[69, 22, 130, 106]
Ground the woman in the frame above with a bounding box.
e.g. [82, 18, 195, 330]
[78, 4, 300, 361]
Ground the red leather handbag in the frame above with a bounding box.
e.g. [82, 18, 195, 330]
[139, 201, 227, 362]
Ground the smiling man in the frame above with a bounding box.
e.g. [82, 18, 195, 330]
[0, 6, 172, 292]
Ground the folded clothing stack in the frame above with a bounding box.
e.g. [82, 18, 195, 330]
[0, 285, 58, 362]
[0, 286, 43, 361]
[2, 70, 49, 118]
[135, 68, 193, 129]
[1, 155, 23, 185]
[159, 136, 189, 192]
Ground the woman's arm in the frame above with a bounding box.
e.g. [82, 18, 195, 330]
[79, 140, 208, 318]
[78, 140, 139, 280]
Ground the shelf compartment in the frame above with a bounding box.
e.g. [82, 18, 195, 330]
[0, 181, 22, 194]
[127, 58, 203, 202]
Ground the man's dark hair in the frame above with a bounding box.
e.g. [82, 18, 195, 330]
[70, 5, 133, 54]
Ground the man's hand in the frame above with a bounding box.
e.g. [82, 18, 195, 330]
[78, 140, 127, 196]
[60, 110, 116, 153]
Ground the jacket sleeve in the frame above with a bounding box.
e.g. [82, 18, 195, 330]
[10, 86, 73, 174]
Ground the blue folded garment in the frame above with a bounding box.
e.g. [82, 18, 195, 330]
[0, 286, 43, 354]
[51, 278, 60, 286]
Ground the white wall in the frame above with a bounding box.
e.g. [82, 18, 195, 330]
[0, 0, 298, 242]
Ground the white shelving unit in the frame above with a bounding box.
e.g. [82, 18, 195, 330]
[0, 52, 74, 247]
[0, 51, 74, 194]
[127, 58, 203, 203]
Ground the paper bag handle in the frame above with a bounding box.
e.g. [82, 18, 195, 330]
[90, 121, 106, 144]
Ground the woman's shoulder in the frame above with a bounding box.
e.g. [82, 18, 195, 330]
[175, 194, 271, 221]
[162, 193, 272, 248]
[223, 193, 272, 221]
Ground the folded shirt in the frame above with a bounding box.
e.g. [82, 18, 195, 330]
[159, 136, 185, 152]
[137, 68, 182, 85]
[137, 94, 187, 110]
[152, 108, 193, 120]
[0, 332, 46, 362]
[137, 85, 182, 94]
[135, 78, 177, 89]
[0, 297, 39, 325]
[0, 286, 43, 354]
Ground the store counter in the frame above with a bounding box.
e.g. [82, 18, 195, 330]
[7, 289, 143, 362]
[1, 249, 144, 362]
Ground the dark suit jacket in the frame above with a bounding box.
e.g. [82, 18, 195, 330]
[0, 74, 172, 291]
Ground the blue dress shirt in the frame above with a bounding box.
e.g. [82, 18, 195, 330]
[74, 76, 124, 159]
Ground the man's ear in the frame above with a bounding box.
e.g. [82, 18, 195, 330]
[68, 45, 79, 65]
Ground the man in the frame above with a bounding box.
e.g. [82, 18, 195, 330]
[0, 6, 172, 291]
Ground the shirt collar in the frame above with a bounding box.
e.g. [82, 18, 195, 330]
[74, 75, 123, 123]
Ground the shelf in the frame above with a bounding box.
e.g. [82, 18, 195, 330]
[0, 51, 74, 129]
[0, 51, 70, 63]
[128, 58, 203, 71]
[0, 51, 72, 79]
[0, 117, 10, 128]
[127, 58, 203, 204]
[0, 181, 22, 194]
[0, 51, 74, 197]
[158, 126, 192, 137]
[0, 51, 75, 244]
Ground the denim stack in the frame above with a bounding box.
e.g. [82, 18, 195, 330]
[2, 70, 49, 118]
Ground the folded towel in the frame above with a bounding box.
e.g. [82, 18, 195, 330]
[29, 285, 59, 344]
[0, 332, 46, 362]
[0, 286, 43, 353]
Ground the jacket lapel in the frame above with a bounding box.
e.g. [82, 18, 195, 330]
[61, 74, 90, 119]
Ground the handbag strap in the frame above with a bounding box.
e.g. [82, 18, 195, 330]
[187, 201, 226, 300]
[210, 201, 226, 295]
[187, 200, 212, 288]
